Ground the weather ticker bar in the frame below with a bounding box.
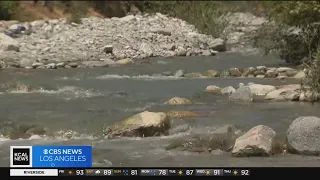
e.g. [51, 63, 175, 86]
[10, 168, 250, 176]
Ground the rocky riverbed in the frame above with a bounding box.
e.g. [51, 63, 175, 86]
[0, 12, 319, 167]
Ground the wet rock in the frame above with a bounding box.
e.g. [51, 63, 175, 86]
[221, 86, 236, 95]
[19, 58, 34, 68]
[232, 125, 276, 157]
[265, 68, 278, 78]
[208, 38, 226, 52]
[293, 71, 306, 79]
[229, 68, 242, 77]
[168, 124, 190, 135]
[183, 72, 204, 78]
[249, 84, 276, 96]
[203, 69, 219, 77]
[253, 70, 265, 77]
[0, 33, 20, 51]
[106, 111, 170, 138]
[161, 71, 173, 76]
[103, 45, 113, 53]
[116, 58, 133, 65]
[68, 62, 78, 68]
[177, 47, 187, 56]
[275, 67, 297, 77]
[238, 83, 245, 88]
[0, 123, 47, 139]
[220, 70, 230, 77]
[174, 69, 184, 77]
[256, 66, 267, 72]
[229, 86, 253, 102]
[205, 85, 221, 93]
[287, 116, 320, 155]
[46, 63, 57, 69]
[242, 67, 256, 77]
[201, 50, 213, 56]
[32, 62, 43, 69]
[165, 97, 193, 105]
[265, 84, 301, 101]
[56, 62, 65, 68]
[167, 110, 199, 118]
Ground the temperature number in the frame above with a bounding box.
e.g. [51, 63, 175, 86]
[131, 170, 138, 176]
[104, 170, 112, 176]
[76, 170, 84, 176]
[159, 170, 167, 176]
[186, 170, 194, 176]
[241, 170, 249, 176]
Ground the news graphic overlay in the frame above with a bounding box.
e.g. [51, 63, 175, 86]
[10, 146, 92, 168]
[10, 146, 32, 168]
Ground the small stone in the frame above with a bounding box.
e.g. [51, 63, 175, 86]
[256, 66, 267, 72]
[32, 62, 43, 68]
[103, 45, 113, 53]
[68, 63, 78, 68]
[46, 63, 56, 69]
[205, 85, 221, 93]
[19, 58, 34, 68]
[174, 69, 184, 77]
[221, 86, 236, 95]
[229, 68, 242, 77]
[56, 62, 65, 68]
[203, 70, 219, 77]
[177, 47, 187, 56]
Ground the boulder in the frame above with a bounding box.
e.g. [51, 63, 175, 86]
[287, 116, 320, 155]
[265, 69, 278, 78]
[265, 84, 301, 101]
[242, 67, 256, 77]
[177, 46, 187, 56]
[229, 68, 242, 77]
[229, 86, 253, 102]
[221, 86, 236, 95]
[208, 38, 226, 52]
[275, 67, 298, 77]
[232, 125, 276, 157]
[203, 70, 219, 77]
[0, 33, 19, 51]
[205, 85, 221, 93]
[68, 62, 78, 68]
[106, 111, 170, 138]
[249, 84, 276, 95]
[116, 58, 134, 65]
[19, 58, 34, 68]
[166, 110, 199, 118]
[165, 97, 193, 105]
[293, 71, 306, 79]
[256, 66, 267, 72]
[256, 75, 265, 78]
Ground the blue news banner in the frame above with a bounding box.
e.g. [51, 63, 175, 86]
[32, 146, 92, 168]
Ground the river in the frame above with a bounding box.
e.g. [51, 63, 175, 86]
[0, 52, 320, 167]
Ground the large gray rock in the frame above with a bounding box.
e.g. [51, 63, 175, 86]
[208, 38, 226, 52]
[249, 84, 276, 95]
[0, 33, 19, 51]
[287, 116, 320, 155]
[265, 84, 301, 101]
[106, 111, 170, 138]
[232, 125, 276, 157]
[229, 86, 253, 102]
[221, 86, 236, 95]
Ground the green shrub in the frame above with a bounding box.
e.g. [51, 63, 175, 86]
[0, 1, 19, 20]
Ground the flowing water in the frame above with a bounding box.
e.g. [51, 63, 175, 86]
[0, 52, 320, 167]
